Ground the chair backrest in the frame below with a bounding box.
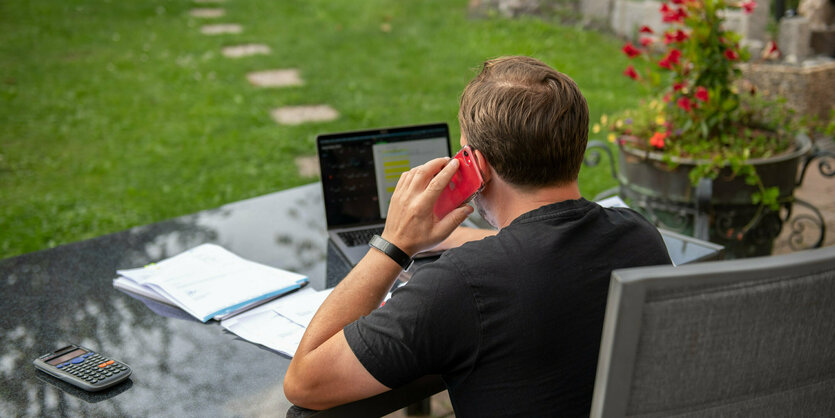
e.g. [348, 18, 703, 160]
[591, 246, 835, 417]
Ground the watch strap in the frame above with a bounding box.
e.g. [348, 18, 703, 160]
[369, 234, 413, 270]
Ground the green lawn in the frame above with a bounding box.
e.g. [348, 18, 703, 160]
[0, 0, 642, 259]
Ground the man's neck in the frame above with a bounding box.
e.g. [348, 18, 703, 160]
[487, 178, 582, 229]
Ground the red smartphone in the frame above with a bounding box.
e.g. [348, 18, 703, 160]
[433, 145, 485, 219]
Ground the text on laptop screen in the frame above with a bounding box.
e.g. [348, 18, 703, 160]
[319, 125, 450, 226]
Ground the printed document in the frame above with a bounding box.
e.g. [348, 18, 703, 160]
[221, 287, 334, 357]
[115, 244, 308, 322]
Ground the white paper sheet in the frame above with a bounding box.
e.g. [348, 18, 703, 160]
[596, 195, 630, 208]
[221, 287, 334, 357]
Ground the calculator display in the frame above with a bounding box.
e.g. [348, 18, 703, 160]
[47, 348, 87, 365]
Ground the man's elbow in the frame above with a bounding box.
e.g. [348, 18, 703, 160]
[284, 368, 313, 408]
[284, 364, 330, 410]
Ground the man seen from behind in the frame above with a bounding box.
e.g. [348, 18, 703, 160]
[284, 55, 672, 416]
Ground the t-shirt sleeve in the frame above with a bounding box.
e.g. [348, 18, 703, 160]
[343, 253, 480, 389]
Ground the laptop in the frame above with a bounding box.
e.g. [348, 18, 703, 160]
[317, 123, 452, 266]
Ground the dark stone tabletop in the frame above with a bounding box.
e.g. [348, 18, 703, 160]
[0, 183, 332, 417]
[0, 181, 720, 417]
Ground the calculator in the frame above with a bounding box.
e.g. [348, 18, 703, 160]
[33, 344, 132, 391]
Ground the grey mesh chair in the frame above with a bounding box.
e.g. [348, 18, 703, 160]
[592, 245, 835, 417]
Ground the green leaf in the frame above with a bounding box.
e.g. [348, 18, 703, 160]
[721, 98, 736, 111]
[753, 186, 782, 211]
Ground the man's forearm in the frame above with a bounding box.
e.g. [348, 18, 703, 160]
[293, 249, 403, 358]
[284, 249, 401, 409]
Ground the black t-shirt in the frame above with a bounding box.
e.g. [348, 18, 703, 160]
[344, 199, 672, 417]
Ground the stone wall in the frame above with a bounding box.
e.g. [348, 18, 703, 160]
[594, 0, 769, 46]
[608, 0, 662, 37]
[473, 0, 835, 120]
[469, 0, 544, 17]
[739, 61, 835, 120]
[468, 0, 579, 18]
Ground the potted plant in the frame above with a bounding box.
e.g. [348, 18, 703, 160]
[593, 0, 815, 257]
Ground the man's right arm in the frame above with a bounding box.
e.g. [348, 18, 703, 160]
[285, 157, 474, 409]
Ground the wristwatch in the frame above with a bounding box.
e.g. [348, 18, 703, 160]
[369, 235, 413, 270]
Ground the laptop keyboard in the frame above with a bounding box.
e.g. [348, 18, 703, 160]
[338, 227, 385, 247]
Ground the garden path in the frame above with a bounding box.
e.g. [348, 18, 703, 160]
[246, 69, 304, 88]
[220, 44, 271, 58]
[191, 0, 337, 180]
[201, 24, 242, 35]
[190, 8, 225, 18]
[773, 138, 835, 254]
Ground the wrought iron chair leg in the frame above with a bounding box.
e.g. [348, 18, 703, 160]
[693, 179, 713, 242]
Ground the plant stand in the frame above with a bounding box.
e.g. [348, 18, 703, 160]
[583, 136, 835, 258]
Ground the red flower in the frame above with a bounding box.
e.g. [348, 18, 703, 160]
[663, 93, 672, 103]
[673, 81, 687, 91]
[661, 3, 687, 23]
[668, 48, 682, 63]
[639, 25, 654, 34]
[671, 0, 685, 4]
[695, 86, 709, 102]
[741, 1, 756, 14]
[724, 48, 739, 60]
[677, 96, 693, 111]
[640, 36, 654, 47]
[622, 42, 642, 58]
[762, 40, 781, 60]
[663, 30, 688, 45]
[623, 65, 640, 80]
[658, 48, 682, 69]
[650, 131, 668, 148]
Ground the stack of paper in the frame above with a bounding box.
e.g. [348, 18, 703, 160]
[221, 287, 334, 357]
[114, 244, 308, 323]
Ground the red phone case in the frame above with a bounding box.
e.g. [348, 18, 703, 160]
[433, 146, 484, 218]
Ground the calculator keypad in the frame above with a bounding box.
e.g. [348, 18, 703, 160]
[55, 352, 128, 385]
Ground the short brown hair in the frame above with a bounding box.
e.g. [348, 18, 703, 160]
[458, 56, 589, 188]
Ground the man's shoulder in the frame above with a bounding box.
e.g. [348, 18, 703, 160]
[599, 207, 672, 264]
[601, 206, 656, 231]
[409, 236, 505, 287]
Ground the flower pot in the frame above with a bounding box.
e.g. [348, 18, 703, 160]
[615, 134, 812, 258]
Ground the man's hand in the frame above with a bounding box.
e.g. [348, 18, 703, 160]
[381, 157, 474, 256]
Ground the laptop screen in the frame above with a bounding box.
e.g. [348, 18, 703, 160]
[317, 123, 451, 228]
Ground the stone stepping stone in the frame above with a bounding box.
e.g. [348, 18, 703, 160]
[201, 24, 242, 35]
[270, 105, 339, 125]
[222, 44, 271, 58]
[246, 69, 303, 87]
[295, 156, 320, 178]
[190, 8, 225, 18]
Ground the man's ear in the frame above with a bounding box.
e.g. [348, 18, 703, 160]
[473, 149, 492, 184]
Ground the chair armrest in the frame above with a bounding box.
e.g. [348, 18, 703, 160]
[286, 375, 446, 418]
